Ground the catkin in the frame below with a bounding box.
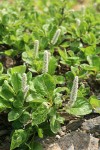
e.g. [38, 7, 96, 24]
[68, 76, 78, 107]
[22, 73, 27, 91]
[22, 73, 29, 97]
[42, 50, 50, 73]
[51, 29, 61, 45]
[34, 40, 39, 58]
[75, 18, 81, 26]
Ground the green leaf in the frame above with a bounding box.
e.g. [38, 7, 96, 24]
[29, 142, 43, 150]
[22, 51, 33, 65]
[11, 73, 22, 93]
[48, 57, 57, 75]
[10, 129, 27, 150]
[53, 75, 65, 84]
[60, 42, 69, 48]
[0, 96, 11, 111]
[23, 33, 30, 43]
[81, 64, 97, 71]
[90, 96, 100, 113]
[32, 103, 49, 125]
[38, 128, 43, 138]
[8, 109, 23, 122]
[12, 120, 23, 129]
[19, 111, 30, 124]
[26, 93, 46, 103]
[87, 55, 100, 71]
[80, 45, 96, 56]
[0, 80, 15, 100]
[33, 74, 55, 99]
[58, 49, 67, 61]
[54, 93, 62, 106]
[71, 66, 79, 76]
[50, 115, 61, 133]
[8, 65, 26, 75]
[0, 74, 8, 82]
[78, 85, 90, 97]
[82, 32, 96, 45]
[66, 98, 92, 116]
[4, 49, 16, 56]
[54, 87, 68, 95]
[13, 91, 24, 108]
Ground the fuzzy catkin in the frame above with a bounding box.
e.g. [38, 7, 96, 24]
[42, 50, 50, 73]
[22, 73, 29, 97]
[69, 76, 78, 107]
[48, 51, 51, 62]
[34, 40, 39, 58]
[51, 29, 61, 45]
[22, 73, 27, 92]
[75, 18, 81, 26]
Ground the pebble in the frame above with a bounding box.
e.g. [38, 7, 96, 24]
[55, 135, 61, 139]
[47, 143, 61, 150]
[61, 126, 66, 132]
[58, 130, 65, 137]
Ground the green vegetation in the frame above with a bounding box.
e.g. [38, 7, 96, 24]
[0, 0, 100, 149]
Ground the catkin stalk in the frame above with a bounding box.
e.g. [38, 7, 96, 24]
[51, 29, 61, 45]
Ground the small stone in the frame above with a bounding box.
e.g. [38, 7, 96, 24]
[62, 126, 66, 132]
[47, 143, 61, 150]
[46, 138, 50, 141]
[58, 130, 65, 137]
[55, 135, 61, 139]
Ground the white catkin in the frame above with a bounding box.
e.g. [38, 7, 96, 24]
[69, 76, 78, 107]
[34, 40, 39, 58]
[51, 29, 61, 45]
[48, 51, 51, 63]
[75, 18, 81, 26]
[22, 73, 29, 97]
[81, 5, 85, 14]
[93, 3, 97, 8]
[22, 73, 27, 92]
[42, 50, 50, 73]
[69, 9, 75, 12]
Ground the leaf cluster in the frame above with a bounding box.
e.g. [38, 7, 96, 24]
[0, 0, 100, 149]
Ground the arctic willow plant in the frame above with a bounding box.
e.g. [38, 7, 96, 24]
[34, 40, 39, 58]
[68, 76, 79, 107]
[42, 50, 51, 73]
[22, 73, 29, 98]
[51, 29, 61, 45]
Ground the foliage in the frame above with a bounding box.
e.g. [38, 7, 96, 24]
[0, 0, 100, 149]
